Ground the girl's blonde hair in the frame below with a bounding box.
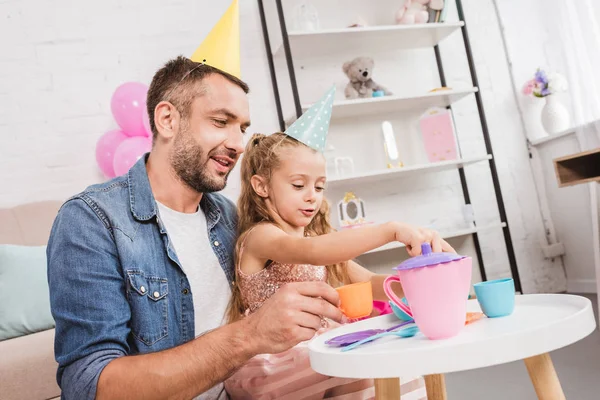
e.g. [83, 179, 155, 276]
[227, 132, 350, 322]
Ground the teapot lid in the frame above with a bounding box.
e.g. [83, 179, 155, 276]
[393, 243, 466, 271]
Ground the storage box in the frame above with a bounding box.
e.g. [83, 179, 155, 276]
[419, 107, 458, 163]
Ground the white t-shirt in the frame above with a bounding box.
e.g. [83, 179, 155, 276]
[156, 201, 231, 400]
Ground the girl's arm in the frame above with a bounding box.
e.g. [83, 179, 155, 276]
[245, 222, 395, 267]
[346, 260, 404, 301]
[244, 221, 453, 268]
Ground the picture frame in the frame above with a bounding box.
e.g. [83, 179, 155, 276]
[337, 192, 369, 228]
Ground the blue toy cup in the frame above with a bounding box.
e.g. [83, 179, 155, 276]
[389, 298, 412, 321]
[473, 278, 515, 318]
[372, 90, 385, 97]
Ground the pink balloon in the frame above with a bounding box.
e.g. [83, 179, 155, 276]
[113, 136, 152, 177]
[111, 82, 149, 137]
[96, 129, 128, 178]
[142, 107, 152, 137]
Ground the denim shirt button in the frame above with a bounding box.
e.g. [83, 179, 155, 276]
[140, 286, 146, 294]
[153, 291, 160, 298]
[182, 288, 189, 295]
[214, 241, 220, 247]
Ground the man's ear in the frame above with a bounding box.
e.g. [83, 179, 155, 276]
[154, 101, 180, 140]
[251, 175, 269, 198]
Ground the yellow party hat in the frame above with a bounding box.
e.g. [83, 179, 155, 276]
[191, 0, 240, 78]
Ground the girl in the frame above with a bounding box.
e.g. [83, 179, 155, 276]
[225, 132, 453, 399]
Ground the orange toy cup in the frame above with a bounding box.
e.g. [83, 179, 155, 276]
[335, 281, 373, 319]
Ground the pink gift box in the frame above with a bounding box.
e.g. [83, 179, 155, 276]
[419, 108, 458, 163]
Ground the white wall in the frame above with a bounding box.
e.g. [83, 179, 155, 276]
[532, 132, 596, 293]
[0, 0, 567, 293]
[495, 0, 600, 292]
[494, 0, 570, 143]
[0, 0, 277, 204]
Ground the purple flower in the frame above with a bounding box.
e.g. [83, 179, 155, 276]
[541, 87, 551, 96]
[535, 69, 548, 85]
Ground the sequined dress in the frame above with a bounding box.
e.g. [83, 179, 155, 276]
[238, 258, 328, 315]
[223, 229, 426, 400]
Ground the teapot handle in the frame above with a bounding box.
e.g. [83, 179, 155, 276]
[383, 276, 413, 318]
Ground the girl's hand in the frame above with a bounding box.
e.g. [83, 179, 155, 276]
[388, 222, 456, 256]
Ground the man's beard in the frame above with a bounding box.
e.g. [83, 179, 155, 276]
[170, 128, 233, 194]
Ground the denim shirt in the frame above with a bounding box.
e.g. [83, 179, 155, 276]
[47, 155, 238, 400]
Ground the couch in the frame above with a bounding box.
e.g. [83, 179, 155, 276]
[0, 201, 62, 400]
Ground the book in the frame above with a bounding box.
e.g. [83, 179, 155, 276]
[439, 0, 448, 22]
[428, 8, 436, 23]
[419, 107, 459, 163]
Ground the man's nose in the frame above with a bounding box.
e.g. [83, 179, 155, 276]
[225, 131, 245, 155]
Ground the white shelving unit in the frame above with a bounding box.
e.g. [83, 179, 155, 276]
[259, 0, 521, 288]
[364, 222, 507, 254]
[274, 22, 465, 58]
[530, 129, 577, 147]
[328, 155, 492, 187]
[529, 120, 600, 147]
[300, 87, 478, 120]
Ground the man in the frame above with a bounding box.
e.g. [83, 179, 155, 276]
[47, 56, 344, 400]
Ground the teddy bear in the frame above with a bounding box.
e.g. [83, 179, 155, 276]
[395, 0, 444, 25]
[342, 57, 392, 99]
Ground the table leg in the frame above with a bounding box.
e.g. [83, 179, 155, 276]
[374, 378, 400, 400]
[424, 374, 448, 400]
[524, 353, 566, 400]
[592, 183, 600, 327]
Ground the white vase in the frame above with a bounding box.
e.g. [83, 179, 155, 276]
[541, 95, 570, 135]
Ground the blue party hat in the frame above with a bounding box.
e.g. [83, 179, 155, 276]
[285, 86, 335, 152]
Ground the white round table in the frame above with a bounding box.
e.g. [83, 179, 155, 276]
[309, 294, 596, 400]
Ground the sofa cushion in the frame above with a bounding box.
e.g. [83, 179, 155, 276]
[0, 201, 62, 246]
[0, 328, 61, 400]
[0, 244, 55, 341]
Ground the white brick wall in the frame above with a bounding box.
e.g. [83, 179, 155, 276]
[496, 0, 600, 291]
[0, 0, 566, 292]
[452, 0, 566, 292]
[0, 0, 278, 205]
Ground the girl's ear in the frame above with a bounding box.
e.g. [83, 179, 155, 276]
[251, 175, 269, 198]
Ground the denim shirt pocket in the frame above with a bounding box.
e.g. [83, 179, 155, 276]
[126, 270, 169, 346]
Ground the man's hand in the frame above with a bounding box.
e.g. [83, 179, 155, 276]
[242, 281, 342, 354]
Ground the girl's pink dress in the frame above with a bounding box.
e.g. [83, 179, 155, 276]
[224, 238, 426, 399]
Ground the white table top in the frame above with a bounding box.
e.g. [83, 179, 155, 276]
[309, 294, 596, 378]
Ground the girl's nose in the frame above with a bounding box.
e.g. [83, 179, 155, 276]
[305, 190, 317, 203]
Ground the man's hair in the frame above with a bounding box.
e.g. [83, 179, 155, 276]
[146, 56, 250, 140]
